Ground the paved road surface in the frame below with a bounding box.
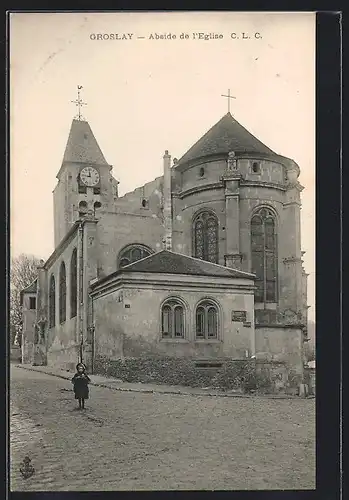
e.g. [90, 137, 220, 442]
[10, 365, 315, 491]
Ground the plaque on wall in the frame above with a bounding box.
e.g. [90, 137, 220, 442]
[231, 310, 247, 323]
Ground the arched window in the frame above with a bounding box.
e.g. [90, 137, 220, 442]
[195, 300, 218, 339]
[251, 207, 277, 303]
[70, 249, 77, 318]
[94, 202, 101, 216]
[79, 201, 88, 218]
[161, 299, 185, 338]
[59, 261, 67, 323]
[193, 211, 218, 263]
[118, 244, 153, 269]
[49, 275, 55, 328]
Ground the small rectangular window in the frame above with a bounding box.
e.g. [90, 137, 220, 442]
[93, 187, 101, 195]
[29, 297, 36, 310]
[78, 185, 87, 194]
[195, 361, 222, 369]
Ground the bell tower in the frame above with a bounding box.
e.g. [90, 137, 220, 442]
[53, 88, 118, 246]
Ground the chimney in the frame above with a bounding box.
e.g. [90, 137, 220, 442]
[163, 150, 172, 250]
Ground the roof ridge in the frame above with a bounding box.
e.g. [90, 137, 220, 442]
[119, 249, 159, 269]
[124, 249, 255, 278]
[25, 277, 38, 287]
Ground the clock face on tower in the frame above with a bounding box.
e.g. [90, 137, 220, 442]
[80, 167, 100, 187]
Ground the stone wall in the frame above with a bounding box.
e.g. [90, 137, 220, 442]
[96, 209, 164, 278]
[254, 325, 304, 376]
[92, 278, 255, 361]
[47, 343, 80, 371]
[172, 191, 226, 265]
[172, 157, 303, 318]
[180, 159, 226, 193]
[45, 231, 80, 369]
[94, 355, 295, 394]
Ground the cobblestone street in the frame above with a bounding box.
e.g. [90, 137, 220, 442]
[10, 365, 315, 491]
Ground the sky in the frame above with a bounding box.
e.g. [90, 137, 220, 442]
[10, 12, 315, 319]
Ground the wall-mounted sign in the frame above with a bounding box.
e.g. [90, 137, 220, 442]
[231, 310, 247, 323]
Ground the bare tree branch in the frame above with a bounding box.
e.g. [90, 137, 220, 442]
[10, 254, 42, 346]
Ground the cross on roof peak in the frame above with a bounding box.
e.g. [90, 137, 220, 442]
[221, 89, 236, 114]
[71, 85, 87, 121]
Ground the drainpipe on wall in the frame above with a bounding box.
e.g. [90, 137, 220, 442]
[77, 222, 84, 363]
[89, 293, 95, 374]
[163, 150, 172, 251]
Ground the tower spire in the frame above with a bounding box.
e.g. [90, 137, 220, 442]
[71, 85, 87, 121]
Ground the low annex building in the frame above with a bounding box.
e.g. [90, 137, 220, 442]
[90, 249, 256, 361]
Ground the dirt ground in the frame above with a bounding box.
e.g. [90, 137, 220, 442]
[10, 365, 315, 491]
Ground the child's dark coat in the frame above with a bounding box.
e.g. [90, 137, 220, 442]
[72, 369, 91, 399]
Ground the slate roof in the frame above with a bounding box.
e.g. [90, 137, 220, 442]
[21, 279, 37, 294]
[177, 112, 276, 166]
[20, 279, 37, 305]
[62, 119, 109, 165]
[118, 250, 255, 279]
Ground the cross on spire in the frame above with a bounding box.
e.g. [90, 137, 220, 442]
[221, 89, 236, 114]
[71, 85, 87, 121]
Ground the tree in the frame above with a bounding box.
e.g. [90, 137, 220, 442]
[10, 254, 42, 347]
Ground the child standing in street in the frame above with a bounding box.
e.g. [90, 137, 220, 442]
[72, 363, 91, 410]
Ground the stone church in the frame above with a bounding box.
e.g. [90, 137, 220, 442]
[21, 107, 309, 388]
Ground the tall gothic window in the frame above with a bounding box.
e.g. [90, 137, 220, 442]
[118, 244, 153, 269]
[49, 275, 55, 328]
[59, 261, 67, 323]
[161, 299, 185, 338]
[251, 207, 277, 303]
[70, 249, 77, 318]
[193, 211, 219, 263]
[195, 300, 218, 339]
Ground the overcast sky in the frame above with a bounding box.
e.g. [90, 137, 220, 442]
[10, 12, 315, 319]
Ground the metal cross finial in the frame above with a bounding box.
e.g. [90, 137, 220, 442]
[71, 85, 87, 121]
[221, 89, 236, 114]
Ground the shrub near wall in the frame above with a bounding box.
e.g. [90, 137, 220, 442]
[94, 356, 290, 394]
[95, 356, 218, 388]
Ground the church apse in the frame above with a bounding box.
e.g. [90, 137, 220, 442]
[21, 98, 308, 391]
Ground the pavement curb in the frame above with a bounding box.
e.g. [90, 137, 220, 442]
[14, 364, 314, 400]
